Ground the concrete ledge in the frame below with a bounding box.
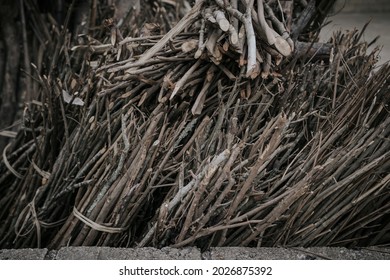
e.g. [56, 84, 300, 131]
[209, 247, 305, 260]
[0, 248, 48, 260]
[56, 247, 201, 260]
[56, 246, 101, 260]
[208, 247, 390, 260]
[1, 247, 389, 260]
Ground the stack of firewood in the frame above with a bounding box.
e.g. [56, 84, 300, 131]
[0, 0, 389, 249]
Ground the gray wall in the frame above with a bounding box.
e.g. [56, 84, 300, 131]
[335, 0, 390, 12]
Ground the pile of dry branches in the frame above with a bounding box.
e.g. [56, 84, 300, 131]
[0, 0, 389, 249]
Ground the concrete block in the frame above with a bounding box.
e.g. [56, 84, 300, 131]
[98, 247, 202, 260]
[209, 247, 304, 260]
[304, 247, 390, 260]
[56, 246, 101, 260]
[0, 248, 48, 260]
[209, 247, 390, 260]
[2, 246, 388, 260]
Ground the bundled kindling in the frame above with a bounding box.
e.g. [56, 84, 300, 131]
[0, 0, 389, 249]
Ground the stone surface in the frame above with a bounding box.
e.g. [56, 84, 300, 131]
[0, 248, 48, 260]
[304, 247, 390, 260]
[56, 246, 101, 260]
[0, 247, 389, 260]
[98, 247, 201, 260]
[208, 247, 390, 260]
[209, 247, 307, 260]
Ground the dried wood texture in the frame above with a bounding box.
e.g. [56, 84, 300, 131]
[0, 0, 389, 249]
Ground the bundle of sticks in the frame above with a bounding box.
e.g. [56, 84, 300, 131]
[0, 0, 389, 249]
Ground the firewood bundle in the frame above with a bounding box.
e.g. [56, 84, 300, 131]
[0, 0, 389, 249]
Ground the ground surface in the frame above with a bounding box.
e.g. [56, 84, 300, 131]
[1, 247, 389, 260]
